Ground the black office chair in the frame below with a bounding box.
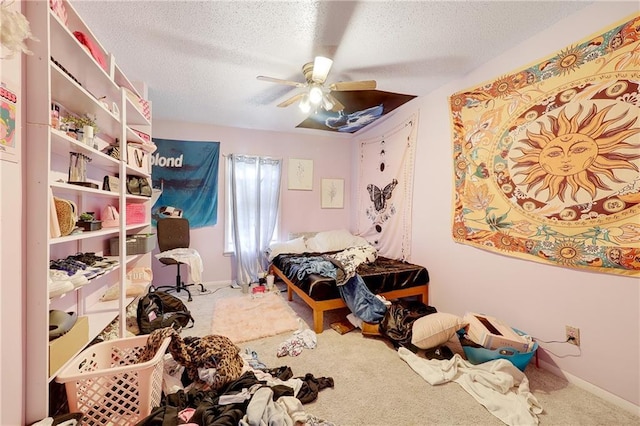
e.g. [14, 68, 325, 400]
[153, 217, 205, 301]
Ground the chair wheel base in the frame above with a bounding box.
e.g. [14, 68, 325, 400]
[152, 282, 200, 302]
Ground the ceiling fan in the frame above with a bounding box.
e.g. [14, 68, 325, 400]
[257, 56, 377, 113]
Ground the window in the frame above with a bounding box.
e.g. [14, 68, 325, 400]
[224, 155, 280, 255]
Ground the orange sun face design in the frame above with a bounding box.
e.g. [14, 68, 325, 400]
[510, 102, 640, 204]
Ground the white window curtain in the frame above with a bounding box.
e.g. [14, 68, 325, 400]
[229, 154, 282, 285]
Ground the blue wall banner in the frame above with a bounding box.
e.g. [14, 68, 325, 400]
[151, 138, 220, 228]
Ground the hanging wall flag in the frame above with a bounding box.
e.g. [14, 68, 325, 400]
[151, 138, 220, 228]
[357, 114, 419, 261]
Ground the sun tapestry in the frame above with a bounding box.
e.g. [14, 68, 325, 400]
[449, 13, 640, 277]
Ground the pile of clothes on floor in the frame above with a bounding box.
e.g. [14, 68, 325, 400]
[136, 327, 336, 425]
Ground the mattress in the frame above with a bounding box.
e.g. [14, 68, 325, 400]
[272, 254, 429, 301]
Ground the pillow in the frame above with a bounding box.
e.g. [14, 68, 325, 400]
[267, 237, 307, 261]
[305, 229, 370, 253]
[411, 312, 467, 349]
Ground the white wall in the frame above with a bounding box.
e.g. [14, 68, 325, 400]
[1, 1, 25, 425]
[355, 2, 639, 410]
[150, 120, 354, 286]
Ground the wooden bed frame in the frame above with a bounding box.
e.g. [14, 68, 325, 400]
[269, 264, 429, 333]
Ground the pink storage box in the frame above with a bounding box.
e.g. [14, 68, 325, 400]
[126, 203, 146, 225]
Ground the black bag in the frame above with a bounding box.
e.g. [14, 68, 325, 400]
[126, 175, 152, 197]
[378, 299, 437, 348]
[136, 290, 194, 334]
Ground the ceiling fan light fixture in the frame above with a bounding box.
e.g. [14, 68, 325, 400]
[312, 56, 333, 83]
[308, 85, 324, 105]
[299, 94, 311, 113]
[323, 96, 334, 111]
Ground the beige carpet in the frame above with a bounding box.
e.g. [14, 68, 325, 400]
[174, 283, 639, 425]
[210, 291, 301, 343]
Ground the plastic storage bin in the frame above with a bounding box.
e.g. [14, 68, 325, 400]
[110, 233, 156, 255]
[56, 335, 170, 426]
[458, 328, 537, 372]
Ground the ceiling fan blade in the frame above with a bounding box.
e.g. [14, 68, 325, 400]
[257, 76, 306, 88]
[277, 92, 305, 108]
[329, 80, 377, 91]
[326, 93, 345, 112]
[311, 56, 333, 84]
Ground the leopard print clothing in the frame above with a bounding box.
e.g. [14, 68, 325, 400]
[182, 334, 244, 390]
[137, 327, 244, 391]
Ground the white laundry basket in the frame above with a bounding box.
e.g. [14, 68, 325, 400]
[56, 335, 170, 425]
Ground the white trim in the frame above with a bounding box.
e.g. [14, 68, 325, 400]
[202, 280, 234, 288]
[538, 359, 640, 416]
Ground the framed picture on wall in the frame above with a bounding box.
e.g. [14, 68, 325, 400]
[321, 178, 344, 209]
[0, 81, 20, 164]
[288, 158, 313, 190]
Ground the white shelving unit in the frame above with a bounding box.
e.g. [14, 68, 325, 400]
[25, 1, 153, 422]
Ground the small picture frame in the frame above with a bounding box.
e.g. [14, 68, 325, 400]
[321, 178, 344, 209]
[288, 158, 313, 190]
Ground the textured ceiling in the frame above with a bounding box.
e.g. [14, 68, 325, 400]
[73, 1, 594, 135]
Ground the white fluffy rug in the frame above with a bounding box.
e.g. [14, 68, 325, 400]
[210, 292, 301, 343]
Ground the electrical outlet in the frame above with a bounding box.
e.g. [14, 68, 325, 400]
[566, 325, 580, 346]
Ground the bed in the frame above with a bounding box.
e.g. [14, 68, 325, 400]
[267, 230, 429, 333]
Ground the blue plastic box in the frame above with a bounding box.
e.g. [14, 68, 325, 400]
[458, 328, 537, 372]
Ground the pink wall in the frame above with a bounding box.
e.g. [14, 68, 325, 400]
[150, 121, 353, 286]
[355, 3, 639, 411]
[6, 2, 637, 423]
[1, 1, 24, 425]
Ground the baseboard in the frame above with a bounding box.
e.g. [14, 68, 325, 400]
[537, 359, 639, 416]
[202, 280, 234, 288]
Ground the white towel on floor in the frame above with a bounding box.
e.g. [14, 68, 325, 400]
[398, 348, 542, 426]
[155, 248, 204, 284]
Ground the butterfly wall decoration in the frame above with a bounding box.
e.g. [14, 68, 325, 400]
[367, 179, 398, 212]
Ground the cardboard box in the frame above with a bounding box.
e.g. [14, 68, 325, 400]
[463, 312, 531, 353]
[49, 316, 89, 376]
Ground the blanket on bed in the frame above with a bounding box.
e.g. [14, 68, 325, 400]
[277, 245, 385, 322]
[284, 245, 377, 286]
